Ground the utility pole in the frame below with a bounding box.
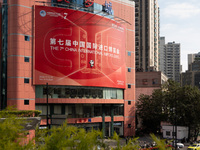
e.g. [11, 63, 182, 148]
[46, 83, 49, 129]
[175, 98, 177, 150]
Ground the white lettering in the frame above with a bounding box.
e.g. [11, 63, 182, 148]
[73, 40, 78, 47]
[65, 40, 71, 46]
[58, 39, 64, 45]
[80, 41, 85, 48]
[87, 42, 92, 49]
[50, 46, 59, 50]
[50, 38, 56, 45]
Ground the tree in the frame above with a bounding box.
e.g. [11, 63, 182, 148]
[0, 109, 35, 150]
[136, 79, 200, 137]
[136, 89, 167, 133]
[0, 110, 172, 150]
[36, 121, 106, 150]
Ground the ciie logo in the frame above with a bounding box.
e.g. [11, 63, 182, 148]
[89, 60, 94, 68]
[40, 10, 46, 17]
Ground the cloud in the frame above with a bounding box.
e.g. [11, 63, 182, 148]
[162, 2, 200, 19]
[160, 23, 177, 31]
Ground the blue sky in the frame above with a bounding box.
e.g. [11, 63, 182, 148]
[159, 0, 200, 72]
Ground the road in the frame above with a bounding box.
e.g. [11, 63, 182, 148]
[181, 143, 189, 150]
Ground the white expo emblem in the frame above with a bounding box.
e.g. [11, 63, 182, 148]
[40, 10, 46, 17]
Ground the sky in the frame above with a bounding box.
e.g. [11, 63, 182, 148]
[158, 0, 200, 72]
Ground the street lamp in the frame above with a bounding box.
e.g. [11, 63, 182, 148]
[46, 83, 49, 129]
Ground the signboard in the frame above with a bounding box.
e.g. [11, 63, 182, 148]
[34, 6, 126, 88]
[56, 0, 94, 8]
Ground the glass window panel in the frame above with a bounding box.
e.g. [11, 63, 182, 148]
[94, 105, 102, 117]
[35, 105, 50, 115]
[83, 104, 92, 117]
[54, 105, 61, 114]
[105, 105, 111, 116]
[117, 89, 123, 99]
[75, 104, 83, 118]
[111, 89, 117, 99]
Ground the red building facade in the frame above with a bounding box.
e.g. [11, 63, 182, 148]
[0, 0, 135, 137]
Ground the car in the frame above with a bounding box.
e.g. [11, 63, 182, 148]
[187, 143, 200, 150]
[171, 142, 184, 148]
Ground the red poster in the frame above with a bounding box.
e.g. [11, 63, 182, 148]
[34, 5, 126, 88]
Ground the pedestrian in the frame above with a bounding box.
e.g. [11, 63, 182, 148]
[125, 137, 128, 144]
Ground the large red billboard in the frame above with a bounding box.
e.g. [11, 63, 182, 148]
[34, 5, 126, 88]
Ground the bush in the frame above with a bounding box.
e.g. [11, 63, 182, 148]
[0, 107, 41, 117]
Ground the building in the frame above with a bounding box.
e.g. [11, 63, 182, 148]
[188, 52, 200, 70]
[159, 36, 165, 73]
[0, 0, 135, 137]
[181, 53, 200, 88]
[135, 71, 168, 128]
[136, 71, 168, 100]
[188, 54, 196, 69]
[160, 41, 181, 83]
[162, 125, 188, 140]
[134, 0, 160, 72]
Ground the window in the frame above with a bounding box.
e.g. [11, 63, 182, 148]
[142, 79, 148, 85]
[128, 52, 131, 56]
[24, 100, 29, 105]
[94, 105, 102, 117]
[128, 84, 131, 88]
[35, 105, 50, 115]
[83, 104, 92, 117]
[105, 105, 111, 116]
[152, 78, 158, 84]
[111, 89, 117, 99]
[54, 105, 62, 114]
[128, 101, 131, 105]
[166, 131, 170, 136]
[38, 86, 123, 100]
[114, 104, 124, 116]
[24, 57, 29, 62]
[24, 78, 29, 83]
[172, 132, 176, 136]
[25, 35, 30, 41]
[128, 68, 131, 72]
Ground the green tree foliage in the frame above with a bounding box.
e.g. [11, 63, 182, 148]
[0, 106, 41, 117]
[150, 134, 172, 150]
[0, 107, 172, 150]
[36, 121, 106, 150]
[136, 89, 167, 133]
[137, 79, 200, 137]
[0, 110, 35, 150]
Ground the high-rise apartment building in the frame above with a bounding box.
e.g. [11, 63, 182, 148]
[188, 54, 196, 68]
[134, 0, 160, 72]
[159, 36, 165, 72]
[181, 53, 200, 88]
[188, 52, 200, 70]
[160, 41, 181, 82]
